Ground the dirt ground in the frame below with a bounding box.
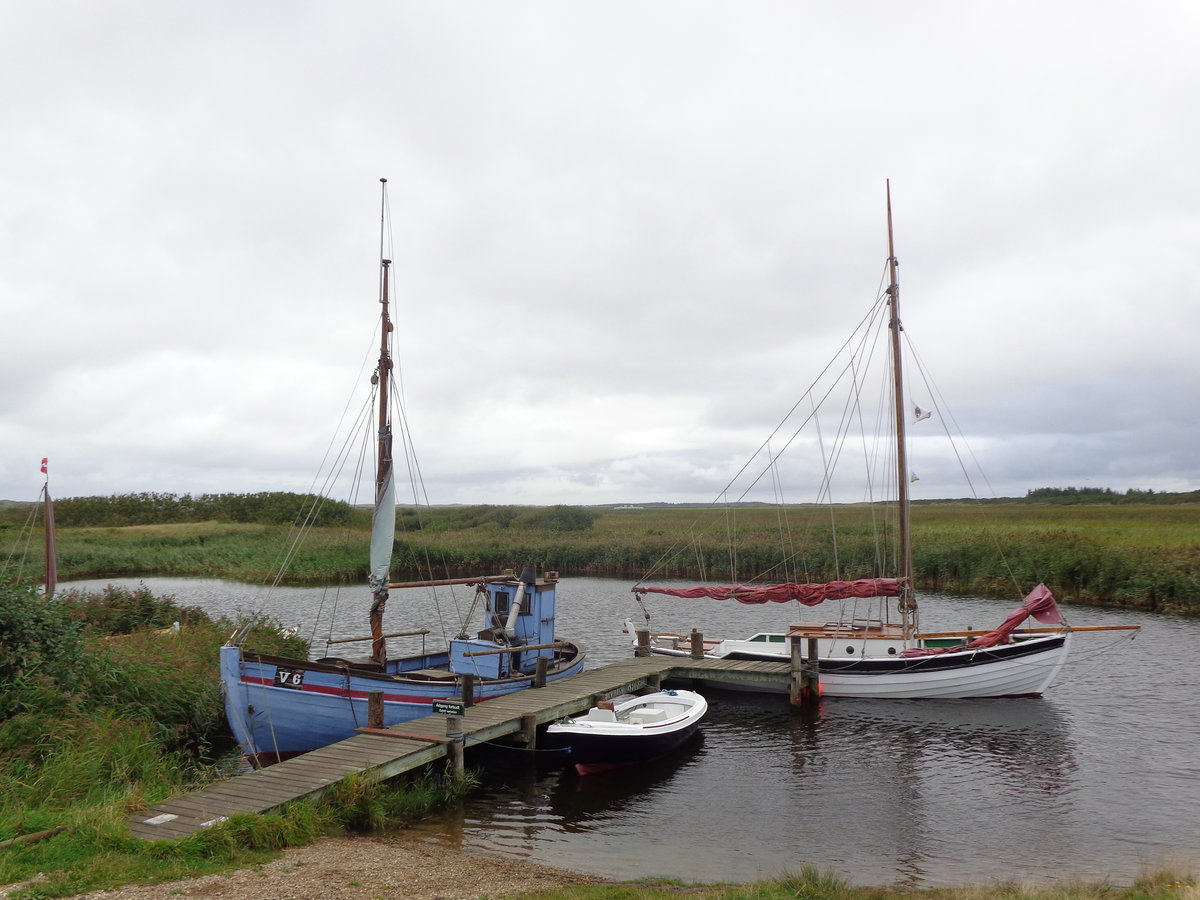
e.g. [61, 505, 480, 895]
[8, 834, 609, 900]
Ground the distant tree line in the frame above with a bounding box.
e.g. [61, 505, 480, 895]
[49, 491, 353, 527]
[1022, 487, 1200, 505]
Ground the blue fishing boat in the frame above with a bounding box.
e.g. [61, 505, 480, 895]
[220, 569, 585, 765]
[219, 181, 586, 765]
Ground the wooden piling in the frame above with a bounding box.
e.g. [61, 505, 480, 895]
[789, 636, 821, 708]
[805, 637, 820, 701]
[689, 629, 705, 659]
[367, 690, 384, 728]
[446, 715, 464, 776]
[520, 713, 538, 749]
[635, 629, 651, 657]
[534, 656, 548, 688]
[460, 673, 476, 708]
[789, 636, 804, 707]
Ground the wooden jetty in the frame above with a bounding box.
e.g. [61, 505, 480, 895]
[129, 654, 791, 842]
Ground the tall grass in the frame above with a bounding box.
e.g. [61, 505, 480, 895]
[3, 502, 1199, 614]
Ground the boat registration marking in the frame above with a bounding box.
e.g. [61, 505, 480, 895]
[273, 667, 305, 688]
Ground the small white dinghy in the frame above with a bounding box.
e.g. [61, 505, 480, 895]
[547, 689, 707, 775]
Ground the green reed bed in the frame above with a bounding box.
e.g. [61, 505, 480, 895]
[0, 579, 474, 899]
[3, 502, 1198, 614]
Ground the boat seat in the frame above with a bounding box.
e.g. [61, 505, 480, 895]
[629, 708, 669, 724]
[585, 708, 616, 722]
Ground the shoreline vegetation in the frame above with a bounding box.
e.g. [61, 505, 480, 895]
[1, 492, 1197, 897]
[3, 490, 1199, 615]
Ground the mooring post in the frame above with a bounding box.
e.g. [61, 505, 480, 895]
[789, 636, 804, 707]
[635, 629, 651, 657]
[368, 690, 384, 729]
[689, 628, 705, 659]
[805, 636, 820, 702]
[534, 656, 548, 688]
[446, 714, 464, 776]
[646, 672, 662, 691]
[521, 713, 538, 748]
[460, 673, 476, 708]
[789, 635, 821, 709]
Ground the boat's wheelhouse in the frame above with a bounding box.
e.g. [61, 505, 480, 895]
[448, 569, 561, 678]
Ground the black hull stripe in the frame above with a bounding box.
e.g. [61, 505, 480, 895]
[550, 726, 699, 766]
[724, 636, 1066, 675]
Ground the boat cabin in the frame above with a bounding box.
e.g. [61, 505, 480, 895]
[448, 569, 561, 678]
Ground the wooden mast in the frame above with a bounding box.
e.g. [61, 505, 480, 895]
[368, 178, 395, 662]
[885, 181, 918, 636]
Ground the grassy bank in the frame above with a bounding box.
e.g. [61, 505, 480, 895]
[520, 869, 1197, 900]
[0, 580, 475, 898]
[4, 502, 1198, 615]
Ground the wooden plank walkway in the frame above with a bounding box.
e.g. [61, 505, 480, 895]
[128, 655, 790, 841]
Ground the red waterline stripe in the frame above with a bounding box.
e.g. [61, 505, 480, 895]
[239, 675, 494, 706]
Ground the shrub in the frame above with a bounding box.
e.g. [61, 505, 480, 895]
[0, 581, 88, 720]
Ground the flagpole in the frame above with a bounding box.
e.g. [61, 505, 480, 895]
[40, 458, 57, 597]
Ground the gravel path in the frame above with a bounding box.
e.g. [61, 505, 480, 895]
[15, 835, 608, 900]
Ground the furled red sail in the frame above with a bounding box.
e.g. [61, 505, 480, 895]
[636, 578, 901, 606]
[902, 584, 1063, 656]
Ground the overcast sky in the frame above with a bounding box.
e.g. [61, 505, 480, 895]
[3, 1, 1198, 507]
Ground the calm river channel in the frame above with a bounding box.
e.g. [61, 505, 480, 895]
[65, 575, 1198, 888]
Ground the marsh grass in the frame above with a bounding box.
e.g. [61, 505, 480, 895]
[3, 502, 1198, 613]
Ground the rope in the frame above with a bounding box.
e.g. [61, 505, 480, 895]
[465, 738, 570, 754]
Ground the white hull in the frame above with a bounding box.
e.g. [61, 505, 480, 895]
[547, 690, 708, 773]
[649, 633, 1072, 700]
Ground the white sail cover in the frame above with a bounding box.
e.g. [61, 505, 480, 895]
[368, 460, 395, 591]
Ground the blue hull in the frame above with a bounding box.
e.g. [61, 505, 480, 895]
[220, 643, 587, 764]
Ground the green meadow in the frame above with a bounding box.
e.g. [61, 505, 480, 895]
[3, 497, 1198, 615]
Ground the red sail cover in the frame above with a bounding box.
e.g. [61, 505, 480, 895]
[638, 578, 901, 606]
[902, 583, 1063, 656]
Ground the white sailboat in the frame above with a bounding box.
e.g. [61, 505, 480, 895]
[629, 184, 1135, 700]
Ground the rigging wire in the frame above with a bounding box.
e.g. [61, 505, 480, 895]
[0, 499, 43, 585]
[632, 288, 901, 591]
[376, 183, 472, 647]
[902, 330, 1027, 596]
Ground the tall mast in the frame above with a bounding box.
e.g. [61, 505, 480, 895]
[885, 181, 918, 636]
[368, 178, 396, 662]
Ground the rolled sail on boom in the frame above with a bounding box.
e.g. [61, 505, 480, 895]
[634, 577, 901, 606]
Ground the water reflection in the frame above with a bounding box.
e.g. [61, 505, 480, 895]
[548, 735, 706, 829]
[406, 689, 1081, 887]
